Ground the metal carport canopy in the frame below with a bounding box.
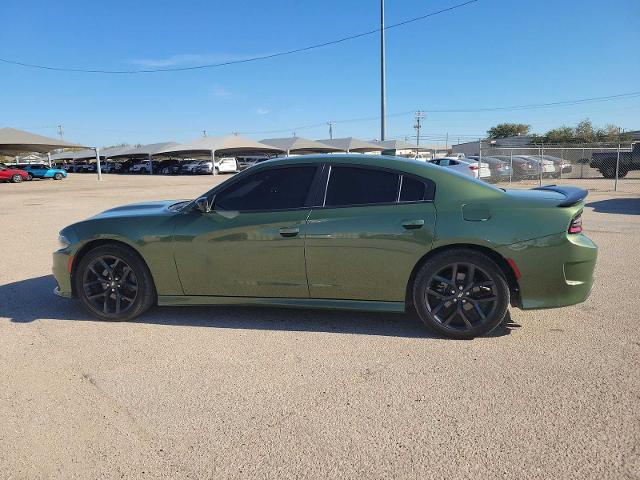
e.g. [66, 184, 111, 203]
[372, 139, 419, 150]
[0, 127, 87, 156]
[314, 137, 385, 153]
[155, 135, 284, 175]
[107, 142, 179, 159]
[155, 135, 284, 158]
[259, 136, 342, 156]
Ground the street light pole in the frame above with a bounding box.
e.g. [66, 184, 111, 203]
[380, 0, 386, 141]
[327, 122, 334, 139]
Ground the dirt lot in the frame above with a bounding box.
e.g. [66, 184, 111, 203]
[1, 174, 639, 479]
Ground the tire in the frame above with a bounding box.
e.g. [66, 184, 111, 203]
[10, 174, 23, 183]
[412, 248, 510, 339]
[601, 166, 616, 179]
[26, 173, 33, 181]
[53, 173, 63, 180]
[618, 169, 629, 178]
[75, 244, 156, 321]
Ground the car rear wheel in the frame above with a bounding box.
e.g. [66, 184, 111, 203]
[11, 174, 23, 183]
[26, 173, 33, 181]
[413, 249, 509, 339]
[601, 166, 616, 179]
[53, 173, 63, 180]
[75, 244, 156, 321]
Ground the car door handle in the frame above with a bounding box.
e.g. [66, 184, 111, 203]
[402, 219, 425, 230]
[279, 227, 300, 237]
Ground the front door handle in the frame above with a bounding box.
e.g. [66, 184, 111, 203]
[279, 227, 300, 237]
[402, 219, 425, 230]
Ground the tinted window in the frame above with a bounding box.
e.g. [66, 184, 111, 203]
[325, 167, 399, 207]
[400, 176, 426, 202]
[215, 166, 316, 211]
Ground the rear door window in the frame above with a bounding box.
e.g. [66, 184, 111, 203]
[325, 167, 399, 207]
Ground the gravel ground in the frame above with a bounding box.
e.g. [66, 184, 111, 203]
[0, 174, 639, 480]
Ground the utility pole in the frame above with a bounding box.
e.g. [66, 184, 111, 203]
[380, 0, 386, 141]
[202, 130, 207, 137]
[327, 122, 334, 139]
[57, 125, 64, 140]
[414, 111, 424, 157]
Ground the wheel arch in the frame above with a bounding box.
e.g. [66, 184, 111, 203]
[70, 238, 155, 297]
[405, 243, 521, 309]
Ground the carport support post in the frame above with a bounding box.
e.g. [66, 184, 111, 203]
[509, 149, 513, 183]
[614, 143, 620, 192]
[47, 152, 52, 168]
[211, 150, 217, 175]
[539, 144, 543, 187]
[94, 148, 103, 181]
[560, 148, 564, 180]
[148, 153, 153, 175]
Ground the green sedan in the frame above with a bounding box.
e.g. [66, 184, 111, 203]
[53, 154, 597, 339]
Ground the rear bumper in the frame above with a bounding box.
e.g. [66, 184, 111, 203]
[497, 232, 597, 310]
[52, 250, 74, 298]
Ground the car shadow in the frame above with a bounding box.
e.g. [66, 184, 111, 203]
[586, 198, 640, 215]
[0, 275, 515, 339]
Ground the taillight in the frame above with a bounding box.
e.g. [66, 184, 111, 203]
[469, 165, 479, 170]
[568, 213, 582, 234]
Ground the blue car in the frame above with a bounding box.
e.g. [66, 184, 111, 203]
[20, 164, 67, 181]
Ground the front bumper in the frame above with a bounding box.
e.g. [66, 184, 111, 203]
[497, 232, 597, 310]
[52, 249, 74, 298]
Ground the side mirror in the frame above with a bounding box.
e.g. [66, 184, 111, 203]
[194, 196, 212, 213]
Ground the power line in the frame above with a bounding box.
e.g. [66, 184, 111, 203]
[0, 1, 478, 75]
[237, 91, 640, 135]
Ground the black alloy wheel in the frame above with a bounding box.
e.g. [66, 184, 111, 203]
[75, 244, 156, 321]
[413, 249, 509, 339]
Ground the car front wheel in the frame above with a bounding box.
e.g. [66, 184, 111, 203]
[53, 173, 63, 180]
[75, 244, 156, 321]
[413, 249, 510, 339]
[11, 174, 23, 183]
[26, 173, 33, 181]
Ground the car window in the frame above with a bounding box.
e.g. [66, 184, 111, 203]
[325, 166, 399, 207]
[399, 176, 427, 202]
[215, 166, 317, 211]
[449, 160, 459, 166]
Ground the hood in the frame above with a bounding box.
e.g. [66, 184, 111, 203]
[93, 200, 189, 219]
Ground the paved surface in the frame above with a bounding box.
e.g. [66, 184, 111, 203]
[1, 174, 639, 479]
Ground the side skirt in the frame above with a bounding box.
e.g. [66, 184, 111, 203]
[157, 295, 406, 313]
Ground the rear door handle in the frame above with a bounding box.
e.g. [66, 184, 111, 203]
[402, 219, 425, 230]
[279, 227, 300, 237]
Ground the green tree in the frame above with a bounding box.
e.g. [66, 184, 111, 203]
[487, 123, 530, 139]
[545, 126, 574, 143]
[574, 119, 596, 142]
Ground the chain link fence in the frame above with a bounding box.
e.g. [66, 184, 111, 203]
[468, 142, 639, 193]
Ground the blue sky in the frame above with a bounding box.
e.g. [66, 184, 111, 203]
[1, 0, 639, 147]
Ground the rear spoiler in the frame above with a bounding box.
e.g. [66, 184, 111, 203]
[532, 185, 588, 207]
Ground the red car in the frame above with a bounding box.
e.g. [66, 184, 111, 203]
[0, 164, 29, 183]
